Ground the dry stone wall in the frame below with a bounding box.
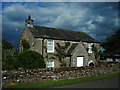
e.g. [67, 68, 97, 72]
[2, 63, 120, 87]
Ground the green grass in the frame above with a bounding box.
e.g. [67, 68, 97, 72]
[7, 73, 120, 88]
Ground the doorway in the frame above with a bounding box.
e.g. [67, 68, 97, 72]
[77, 57, 83, 67]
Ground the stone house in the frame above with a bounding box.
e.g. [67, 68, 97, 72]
[19, 15, 100, 68]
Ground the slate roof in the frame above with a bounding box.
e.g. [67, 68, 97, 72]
[28, 25, 99, 43]
[67, 43, 78, 55]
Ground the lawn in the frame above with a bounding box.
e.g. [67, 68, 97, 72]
[6, 72, 120, 88]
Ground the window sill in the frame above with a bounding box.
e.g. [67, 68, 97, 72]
[47, 51, 54, 53]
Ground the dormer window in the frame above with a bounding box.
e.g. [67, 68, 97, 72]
[47, 40, 54, 53]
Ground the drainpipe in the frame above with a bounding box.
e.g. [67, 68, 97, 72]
[42, 38, 44, 56]
[69, 56, 72, 67]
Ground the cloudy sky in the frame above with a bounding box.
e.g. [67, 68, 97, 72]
[2, 2, 119, 48]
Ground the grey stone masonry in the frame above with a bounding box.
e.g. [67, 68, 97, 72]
[2, 63, 120, 87]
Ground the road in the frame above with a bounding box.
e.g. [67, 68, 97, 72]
[56, 77, 120, 88]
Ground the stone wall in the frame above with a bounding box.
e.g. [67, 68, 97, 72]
[2, 63, 120, 87]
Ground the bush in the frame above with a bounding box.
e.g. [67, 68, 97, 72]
[60, 62, 66, 67]
[2, 58, 18, 70]
[17, 50, 46, 69]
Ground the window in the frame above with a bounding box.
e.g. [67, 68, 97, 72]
[27, 24, 33, 27]
[88, 43, 93, 53]
[47, 61, 54, 68]
[27, 24, 31, 27]
[47, 40, 54, 53]
[32, 42, 35, 46]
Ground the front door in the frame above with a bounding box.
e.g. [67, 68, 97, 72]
[77, 57, 83, 67]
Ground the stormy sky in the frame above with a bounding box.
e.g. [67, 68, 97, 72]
[2, 2, 119, 48]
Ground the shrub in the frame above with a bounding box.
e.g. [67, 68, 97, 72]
[60, 62, 66, 67]
[17, 50, 46, 69]
[54, 42, 70, 67]
[2, 58, 18, 70]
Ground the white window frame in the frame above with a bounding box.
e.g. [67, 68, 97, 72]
[27, 24, 31, 27]
[27, 24, 33, 27]
[88, 43, 93, 53]
[47, 61, 54, 68]
[47, 39, 54, 53]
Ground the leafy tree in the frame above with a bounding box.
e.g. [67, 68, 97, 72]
[17, 50, 46, 69]
[54, 42, 70, 67]
[2, 40, 13, 49]
[102, 29, 120, 55]
[21, 39, 30, 51]
[2, 40, 17, 61]
[92, 44, 100, 60]
[2, 40, 18, 70]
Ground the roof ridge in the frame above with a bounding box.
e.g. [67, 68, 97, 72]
[34, 25, 85, 33]
[29, 25, 99, 43]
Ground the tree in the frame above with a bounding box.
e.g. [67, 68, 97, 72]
[92, 44, 100, 61]
[17, 50, 46, 69]
[54, 42, 70, 67]
[2, 40, 18, 70]
[2, 40, 17, 61]
[102, 29, 120, 55]
[2, 40, 13, 49]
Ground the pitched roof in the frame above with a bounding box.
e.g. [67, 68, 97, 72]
[67, 43, 78, 55]
[28, 25, 99, 43]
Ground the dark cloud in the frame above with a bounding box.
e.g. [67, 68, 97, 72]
[2, 2, 119, 48]
[2, 21, 23, 48]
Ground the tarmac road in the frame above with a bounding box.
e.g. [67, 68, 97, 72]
[56, 77, 120, 88]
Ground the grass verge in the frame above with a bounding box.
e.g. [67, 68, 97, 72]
[7, 72, 120, 88]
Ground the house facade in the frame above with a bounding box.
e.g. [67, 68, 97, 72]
[19, 15, 100, 68]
